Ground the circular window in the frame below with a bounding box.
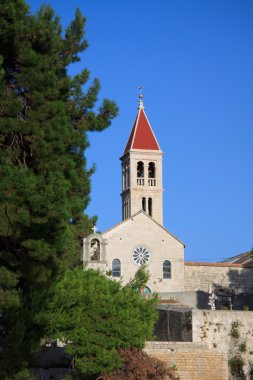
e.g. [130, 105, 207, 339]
[132, 247, 151, 265]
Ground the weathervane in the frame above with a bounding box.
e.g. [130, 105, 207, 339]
[138, 81, 144, 109]
[139, 81, 143, 98]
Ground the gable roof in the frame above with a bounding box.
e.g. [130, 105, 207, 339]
[102, 210, 185, 247]
[220, 250, 253, 265]
[123, 98, 161, 154]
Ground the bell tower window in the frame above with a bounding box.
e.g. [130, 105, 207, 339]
[122, 162, 130, 191]
[122, 167, 126, 190]
[148, 197, 152, 217]
[137, 161, 144, 185]
[142, 197, 146, 212]
[126, 166, 130, 188]
[148, 162, 156, 186]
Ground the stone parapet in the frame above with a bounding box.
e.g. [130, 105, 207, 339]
[193, 309, 253, 379]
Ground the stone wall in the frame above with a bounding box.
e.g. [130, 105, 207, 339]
[185, 262, 253, 294]
[193, 309, 253, 379]
[144, 341, 228, 380]
[155, 307, 192, 341]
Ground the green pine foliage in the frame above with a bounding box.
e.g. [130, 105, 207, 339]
[127, 264, 150, 290]
[0, 0, 118, 376]
[40, 268, 158, 376]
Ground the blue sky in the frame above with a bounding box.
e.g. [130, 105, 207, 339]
[28, 0, 253, 262]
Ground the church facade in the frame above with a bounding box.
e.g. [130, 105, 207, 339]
[82, 95, 253, 306]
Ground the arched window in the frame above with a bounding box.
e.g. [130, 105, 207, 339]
[163, 260, 171, 279]
[148, 162, 155, 178]
[112, 259, 121, 277]
[142, 197, 146, 212]
[148, 197, 152, 217]
[137, 161, 144, 177]
[144, 286, 151, 294]
[137, 162, 144, 185]
[148, 162, 156, 186]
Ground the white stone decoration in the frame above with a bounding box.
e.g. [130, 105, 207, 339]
[132, 246, 151, 265]
[208, 292, 217, 310]
[82, 233, 107, 263]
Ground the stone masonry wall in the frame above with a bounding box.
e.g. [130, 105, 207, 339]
[193, 310, 253, 379]
[155, 308, 192, 341]
[144, 341, 228, 380]
[184, 262, 253, 293]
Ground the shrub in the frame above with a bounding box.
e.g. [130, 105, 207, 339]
[239, 342, 247, 353]
[99, 348, 180, 380]
[230, 321, 240, 339]
[229, 356, 245, 378]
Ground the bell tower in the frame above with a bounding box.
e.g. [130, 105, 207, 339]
[120, 94, 163, 225]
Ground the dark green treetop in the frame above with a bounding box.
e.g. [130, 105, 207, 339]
[0, 0, 118, 376]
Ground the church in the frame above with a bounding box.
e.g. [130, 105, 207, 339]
[82, 93, 185, 294]
[82, 94, 253, 308]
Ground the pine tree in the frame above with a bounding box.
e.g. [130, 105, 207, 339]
[0, 1, 118, 376]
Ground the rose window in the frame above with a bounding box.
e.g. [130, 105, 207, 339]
[132, 247, 151, 265]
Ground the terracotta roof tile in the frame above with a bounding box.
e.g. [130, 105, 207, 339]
[124, 105, 160, 153]
[185, 261, 253, 268]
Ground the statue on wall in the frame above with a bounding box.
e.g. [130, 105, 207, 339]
[208, 292, 217, 310]
[90, 238, 100, 261]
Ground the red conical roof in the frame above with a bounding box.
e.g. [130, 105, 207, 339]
[124, 99, 160, 154]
